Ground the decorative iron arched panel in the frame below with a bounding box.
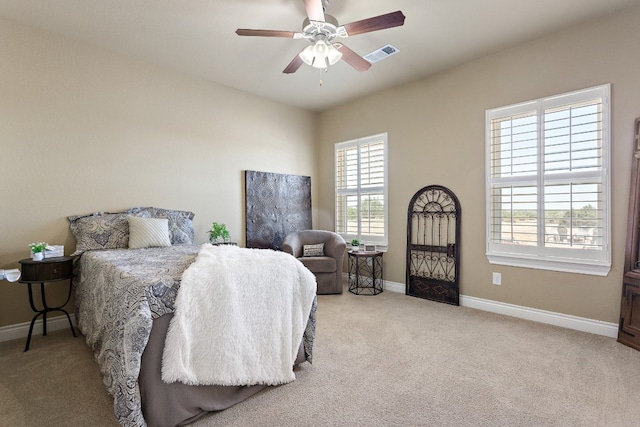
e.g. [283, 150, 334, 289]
[406, 185, 461, 305]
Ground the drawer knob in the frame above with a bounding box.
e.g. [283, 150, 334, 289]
[53, 268, 58, 274]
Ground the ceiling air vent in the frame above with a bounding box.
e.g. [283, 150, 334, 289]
[364, 44, 399, 64]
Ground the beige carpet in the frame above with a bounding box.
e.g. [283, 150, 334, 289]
[1, 286, 639, 427]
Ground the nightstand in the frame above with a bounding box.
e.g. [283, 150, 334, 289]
[18, 256, 77, 351]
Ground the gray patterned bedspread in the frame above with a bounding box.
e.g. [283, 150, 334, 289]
[74, 245, 316, 427]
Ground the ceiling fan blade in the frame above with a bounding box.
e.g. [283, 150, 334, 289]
[342, 10, 405, 36]
[283, 51, 305, 74]
[304, 0, 325, 22]
[235, 29, 297, 38]
[336, 44, 371, 72]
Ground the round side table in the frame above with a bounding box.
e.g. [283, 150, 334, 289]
[18, 256, 77, 351]
[348, 250, 383, 295]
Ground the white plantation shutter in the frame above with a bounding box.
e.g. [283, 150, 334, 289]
[489, 109, 539, 247]
[336, 134, 388, 246]
[486, 85, 610, 275]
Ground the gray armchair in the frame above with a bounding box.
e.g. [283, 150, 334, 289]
[283, 230, 346, 294]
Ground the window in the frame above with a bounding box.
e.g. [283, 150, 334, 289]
[486, 85, 610, 275]
[335, 133, 388, 248]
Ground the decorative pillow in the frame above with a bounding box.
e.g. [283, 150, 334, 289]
[303, 243, 324, 257]
[126, 207, 195, 245]
[68, 212, 131, 256]
[128, 216, 172, 249]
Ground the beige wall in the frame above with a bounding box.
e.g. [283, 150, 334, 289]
[0, 17, 317, 328]
[317, 6, 640, 323]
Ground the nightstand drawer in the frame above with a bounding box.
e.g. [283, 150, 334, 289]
[20, 257, 73, 282]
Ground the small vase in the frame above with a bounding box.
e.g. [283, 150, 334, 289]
[352, 245, 359, 252]
[32, 252, 44, 261]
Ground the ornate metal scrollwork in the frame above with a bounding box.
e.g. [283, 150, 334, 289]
[406, 185, 461, 305]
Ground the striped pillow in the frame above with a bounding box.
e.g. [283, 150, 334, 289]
[128, 216, 171, 249]
[303, 243, 324, 257]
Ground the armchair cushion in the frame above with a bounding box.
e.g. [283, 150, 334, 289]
[298, 257, 336, 273]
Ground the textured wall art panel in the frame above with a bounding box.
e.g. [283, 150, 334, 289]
[245, 170, 312, 250]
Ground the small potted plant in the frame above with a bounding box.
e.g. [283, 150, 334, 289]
[350, 238, 360, 252]
[29, 242, 48, 261]
[208, 222, 230, 244]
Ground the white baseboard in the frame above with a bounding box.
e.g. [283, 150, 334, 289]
[355, 275, 618, 339]
[459, 295, 618, 338]
[0, 314, 76, 343]
[382, 279, 406, 293]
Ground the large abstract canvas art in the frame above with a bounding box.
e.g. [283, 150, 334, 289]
[245, 170, 312, 250]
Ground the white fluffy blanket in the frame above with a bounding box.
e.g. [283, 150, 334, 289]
[161, 244, 316, 386]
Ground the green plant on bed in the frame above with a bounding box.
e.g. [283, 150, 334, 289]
[208, 222, 230, 243]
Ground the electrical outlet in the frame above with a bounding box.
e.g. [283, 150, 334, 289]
[492, 272, 502, 285]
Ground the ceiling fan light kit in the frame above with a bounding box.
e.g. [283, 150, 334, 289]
[299, 38, 343, 69]
[298, 14, 343, 69]
[235, 0, 405, 76]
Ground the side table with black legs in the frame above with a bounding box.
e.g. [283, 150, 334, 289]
[348, 250, 384, 295]
[18, 256, 77, 351]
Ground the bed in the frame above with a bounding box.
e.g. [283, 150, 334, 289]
[69, 208, 317, 427]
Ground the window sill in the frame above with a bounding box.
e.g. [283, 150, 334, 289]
[486, 253, 611, 276]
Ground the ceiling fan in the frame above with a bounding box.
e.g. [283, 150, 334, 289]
[235, 0, 405, 74]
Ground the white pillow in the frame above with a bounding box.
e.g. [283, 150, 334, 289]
[128, 216, 171, 249]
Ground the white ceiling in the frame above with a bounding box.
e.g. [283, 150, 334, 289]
[1, 0, 639, 112]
